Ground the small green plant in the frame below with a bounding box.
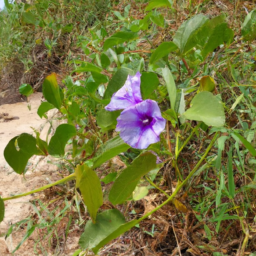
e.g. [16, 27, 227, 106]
[1, 1, 256, 255]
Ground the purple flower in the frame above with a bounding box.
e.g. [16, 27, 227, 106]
[105, 72, 142, 111]
[116, 100, 166, 149]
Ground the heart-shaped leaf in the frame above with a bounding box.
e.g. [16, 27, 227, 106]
[183, 91, 225, 127]
[4, 133, 41, 174]
[79, 209, 125, 249]
[173, 14, 208, 55]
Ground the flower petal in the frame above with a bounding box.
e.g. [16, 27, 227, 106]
[116, 99, 166, 149]
[152, 116, 166, 136]
[105, 72, 142, 111]
[135, 100, 166, 136]
[136, 127, 159, 149]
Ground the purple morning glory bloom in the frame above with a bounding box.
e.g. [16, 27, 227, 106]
[105, 72, 142, 111]
[116, 99, 166, 149]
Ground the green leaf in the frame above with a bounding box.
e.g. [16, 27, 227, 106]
[145, 0, 172, 11]
[113, 11, 125, 20]
[75, 164, 103, 223]
[42, 73, 62, 109]
[231, 133, 256, 157]
[109, 152, 156, 205]
[242, 10, 256, 41]
[92, 219, 138, 254]
[86, 82, 98, 93]
[103, 68, 129, 100]
[48, 124, 76, 156]
[141, 72, 159, 99]
[183, 91, 225, 127]
[201, 16, 233, 58]
[74, 62, 102, 73]
[22, 11, 38, 25]
[4, 134, 41, 174]
[230, 94, 244, 112]
[178, 89, 186, 124]
[91, 72, 108, 84]
[150, 12, 165, 27]
[100, 53, 111, 69]
[93, 136, 130, 169]
[133, 186, 149, 201]
[61, 23, 73, 33]
[204, 224, 212, 241]
[19, 84, 33, 97]
[96, 109, 120, 130]
[199, 76, 216, 92]
[173, 14, 233, 58]
[228, 146, 235, 198]
[37, 102, 55, 118]
[150, 42, 177, 64]
[0, 197, 4, 223]
[79, 209, 125, 249]
[68, 102, 80, 117]
[101, 172, 117, 184]
[216, 171, 225, 207]
[103, 31, 138, 51]
[162, 109, 178, 127]
[173, 14, 208, 54]
[162, 67, 176, 110]
[217, 135, 229, 151]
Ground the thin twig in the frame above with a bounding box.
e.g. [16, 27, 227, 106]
[182, 58, 192, 75]
[171, 218, 182, 256]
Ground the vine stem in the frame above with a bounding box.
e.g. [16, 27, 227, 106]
[2, 173, 76, 201]
[138, 132, 219, 222]
[177, 122, 201, 158]
[145, 176, 170, 198]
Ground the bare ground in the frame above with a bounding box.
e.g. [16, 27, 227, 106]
[0, 94, 80, 255]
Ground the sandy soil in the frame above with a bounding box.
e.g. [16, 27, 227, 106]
[0, 93, 43, 165]
[0, 94, 80, 255]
